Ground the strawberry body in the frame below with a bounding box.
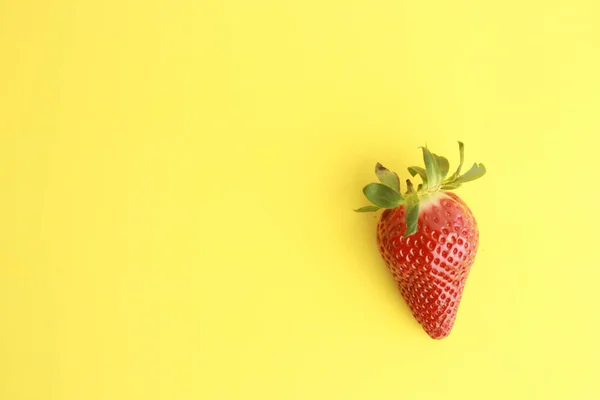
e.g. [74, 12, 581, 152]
[376, 192, 478, 339]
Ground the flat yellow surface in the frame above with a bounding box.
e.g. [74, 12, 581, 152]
[2, 1, 600, 399]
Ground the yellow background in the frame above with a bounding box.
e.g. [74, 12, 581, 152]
[2, 1, 599, 399]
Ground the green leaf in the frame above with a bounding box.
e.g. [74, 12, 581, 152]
[433, 154, 450, 179]
[421, 147, 441, 189]
[446, 141, 465, 182]
[407, 166, 428, 186]
[440, 183, 462, 190]
[456, 141, 465, 175]
[375, 163, 400, 192]
[362, 183, 404, 209]
[454, 163, 486, 184]
[354, 205, 380, 212]
[403, 193, 420, 237]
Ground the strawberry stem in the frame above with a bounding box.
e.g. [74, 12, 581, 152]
[406, 179, 415, 195]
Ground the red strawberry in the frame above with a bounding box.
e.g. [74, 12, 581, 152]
[356, 142, 486, 339]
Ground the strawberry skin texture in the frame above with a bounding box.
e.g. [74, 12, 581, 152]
[376, 192, 479, 339]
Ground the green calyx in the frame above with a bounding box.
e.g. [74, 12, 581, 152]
[354, 141, 486, 236]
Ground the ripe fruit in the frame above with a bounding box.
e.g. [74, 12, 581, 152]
[356, 142, 486, 339]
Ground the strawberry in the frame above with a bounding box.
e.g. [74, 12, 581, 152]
[356, 142, 486, 339]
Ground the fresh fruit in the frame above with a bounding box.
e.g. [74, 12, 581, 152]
[356, 142, 486, 339]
